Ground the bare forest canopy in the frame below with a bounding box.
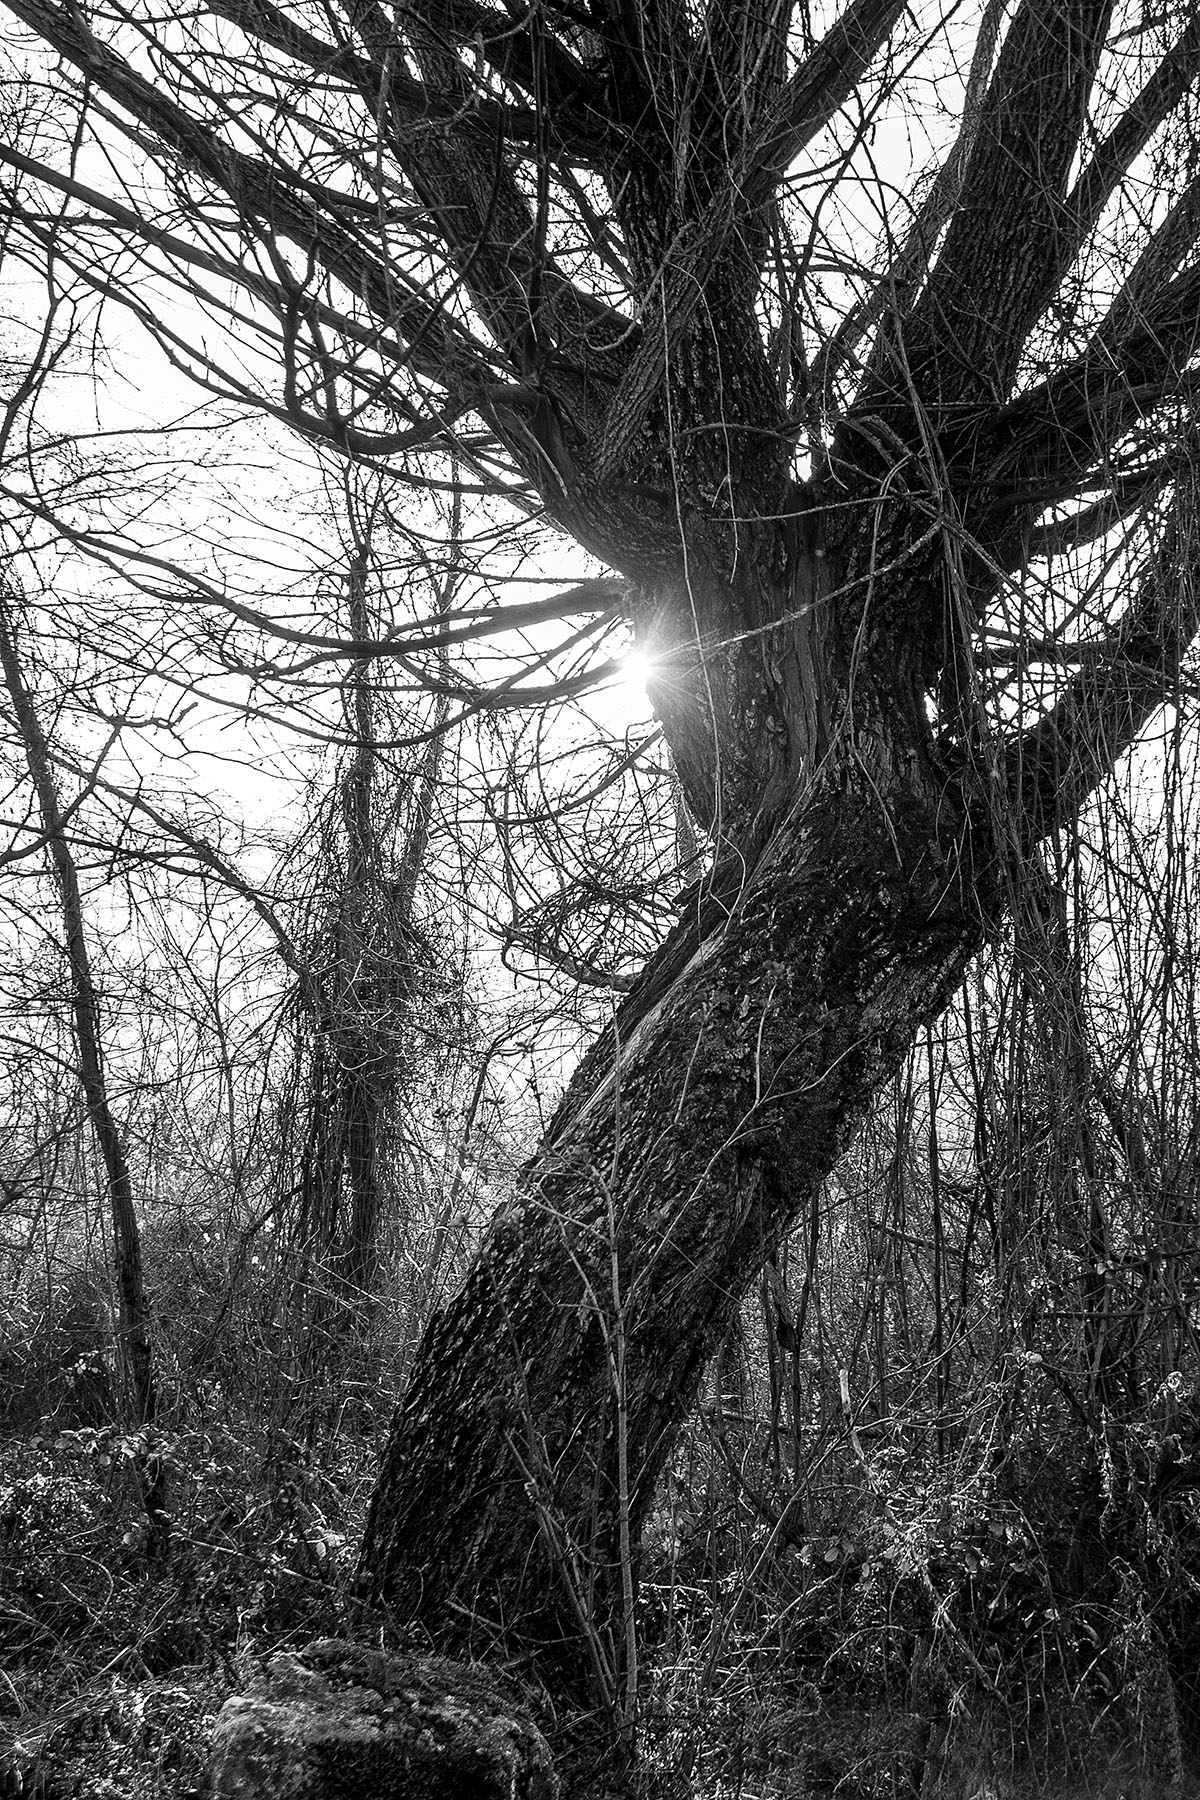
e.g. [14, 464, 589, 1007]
[3, 0, 1200, 1790]
[0, 0, 1196, 783]
[0, 0, 1197, 848]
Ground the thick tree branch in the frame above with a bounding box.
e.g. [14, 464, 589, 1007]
[960, 259, 1200, 515]
[378, 6, 628, 456]
[199, 0, 606, 163]
[874, 0, 1113, 412]
[1091, 174, 1200, 351]
[589, 0, 908, 483]
[1025, 458, 1177, 562]
[1006, 469, 1200, 847]
[814, 0, 1008, 408]
[1, 0, 497, 385]
[1065, 13, 1200, 263]
[741, 0, 908, 205]
[427, 0, 607, 130]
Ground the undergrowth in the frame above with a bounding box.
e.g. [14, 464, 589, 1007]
[3, 1245, 1200, 1798]
[0, 1244, 392, 1799]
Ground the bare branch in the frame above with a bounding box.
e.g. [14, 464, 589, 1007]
[812, 0, 1008, 408]
[742, 0, 909, 205]
[1065, 12, 1200, 259]
[1006, 465, 1200, 846]
[959, 260, 1200, 515]
[872, 0, 1114, 412]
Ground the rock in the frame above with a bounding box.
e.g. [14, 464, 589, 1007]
[206, 1640, 558, 1799]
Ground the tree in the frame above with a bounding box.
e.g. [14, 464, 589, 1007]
[0, 578, 166, 1524]
[285, 468, 458, 1312]
[2, 0, 1200, 1761]
[0, 265, 173, 1521]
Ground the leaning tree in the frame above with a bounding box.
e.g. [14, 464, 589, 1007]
[3, 0, 1200, 1738]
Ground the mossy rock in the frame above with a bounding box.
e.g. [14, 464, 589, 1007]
[207, 1639, 558, 1799]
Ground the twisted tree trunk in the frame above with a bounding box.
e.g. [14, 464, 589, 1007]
[361, 461, 1196, 1721]
[359, 517, 997, 1694]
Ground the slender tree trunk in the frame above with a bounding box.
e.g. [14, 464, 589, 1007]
[0, 584, 165, 1527]
[300, 522, 454, 1309]
[332, 548, 385, 1299]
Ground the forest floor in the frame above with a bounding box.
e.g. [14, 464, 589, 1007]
[2, 1651, 1198, 1799]
[2, 1405, 1198, 1797]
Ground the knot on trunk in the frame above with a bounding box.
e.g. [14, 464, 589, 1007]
[206, 1639, 558, 1799]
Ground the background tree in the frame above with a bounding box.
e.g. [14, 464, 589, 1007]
[0, 575, 165, 1524]
[2, 0, 1200, 1778]
[284, 470, 456, 1316]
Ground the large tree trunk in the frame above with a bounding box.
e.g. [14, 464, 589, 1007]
[359, 401, 1193, 1731]
[358, 534, 996, 1700]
